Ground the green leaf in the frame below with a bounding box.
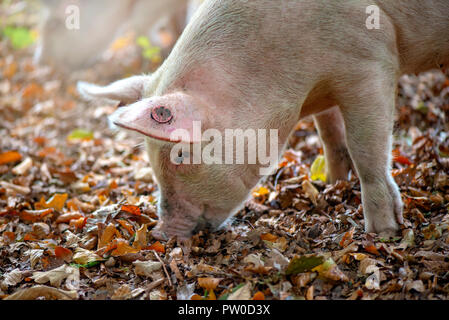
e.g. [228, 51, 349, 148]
[218, 283, 245, 300]
[136, 36, 151, 49]
[3, 26, 35, 49]
[379, 236, 401, 243]
[70, 260, 104, 268]
[415, 101, 428, 114]
[67, 129, 94, 141]
[285, 255, 325, 275]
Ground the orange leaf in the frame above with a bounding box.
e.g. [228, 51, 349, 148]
[3, 231, 15, 242]
[35, 194, 68, 211]
[252, 291, 265, 300]
[392, 149, 413, 166]
[261, 233, 278, 242]
[132, 223, 147, 250]
[198, 278, 221, 291]
[20, 209, 54, 223]
[98, 223, 120, 249]
[364, 244, 380, 256]
[37, 147, 56, 158]
[109, 180, 118, 190]
[339, 228, 355, 248]
[111, 239, 140, 256]
[117, 219, 135, 237]
[147, 241, 165, 253]
[33, 136, 47, 146]
[0, 151, 22, 165]
[3, 61, 17, 79]
[22, 83, 44, 99]
[54, 246, 73, 261]
[190, 294, 203, 300]
[69, 217, 87, 229]
[121, 205, 141, 216]
[56, 212, 83, 224]
[24, 233, 38, 241]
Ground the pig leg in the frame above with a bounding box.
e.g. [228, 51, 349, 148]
[313, 106, 353, 183]
[337, 70, 403, 235]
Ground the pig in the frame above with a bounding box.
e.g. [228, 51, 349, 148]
[35, 0, 199, 71]
[78, 0, 449, 240]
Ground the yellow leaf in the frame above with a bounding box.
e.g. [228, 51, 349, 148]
[252, 186, 270, 198]
[312, 258, 348, 282]
[310, 155, 327, 182]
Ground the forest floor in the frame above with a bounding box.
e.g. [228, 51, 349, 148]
[1, 2, 449, 300]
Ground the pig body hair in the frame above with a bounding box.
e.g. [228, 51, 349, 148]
[80, 0, 449, 239]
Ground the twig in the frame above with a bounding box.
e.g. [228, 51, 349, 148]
[154, 252, 173, 288]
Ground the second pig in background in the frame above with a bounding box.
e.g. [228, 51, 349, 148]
[34, 0, 203, 72]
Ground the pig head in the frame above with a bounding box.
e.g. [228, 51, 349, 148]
[78, 0, 449, 240]
[78, 69, 287, 239]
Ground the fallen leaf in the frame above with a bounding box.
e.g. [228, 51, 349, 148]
[54, 246, 73, 262]
[0, 151, 22, 165]
[198, 278, 221, 291]
[339, 228, 355, 248]
[117, 219, 136, 238]
[12, 157, 33, 175]
[4, 285, 78, 300]
[31, 264, 79, 288]
[132, 223, 147, 249]
[252, 291, 265, 300]
[310, 155, 326, 182]
[285, 255, 325, 275]
[261, 233, 278, 242]
[252, 186, 270, 198]
[147, 241, 165, 253]
[35, 194, 68, 211]
[302, 180, 319, 206]
[227, 283, 252, 300]
[133, 260, 162, 278]
[98, 223, 121, 249]
[67, 129, 94, 142]
[2, 269, 23, 287]
[111, 239, 140, 256]
[121, 205, 141, 216]
[72, 248, 102, 265]
[312, 258, 349, 282]
[56, 212, 84, 224]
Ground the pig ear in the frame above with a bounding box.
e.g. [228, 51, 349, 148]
[77, 76, 147, 104]
[110, 93, 214, 144]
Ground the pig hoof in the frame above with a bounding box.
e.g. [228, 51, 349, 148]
[378, 229, 399, 239]
[364, 177, 404, 235]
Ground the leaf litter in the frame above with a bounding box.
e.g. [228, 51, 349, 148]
[0, 0, 448, 301]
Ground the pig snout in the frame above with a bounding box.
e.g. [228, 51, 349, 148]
[152, 198, 205, 240]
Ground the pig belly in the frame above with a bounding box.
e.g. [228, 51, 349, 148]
[298, 90, 337, 119]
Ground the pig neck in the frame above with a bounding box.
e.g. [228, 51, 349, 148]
[149, 52, 298, 145]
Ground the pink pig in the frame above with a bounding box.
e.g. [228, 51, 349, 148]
[78, 0, 449, 239]
[35, 0, 199, 71]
